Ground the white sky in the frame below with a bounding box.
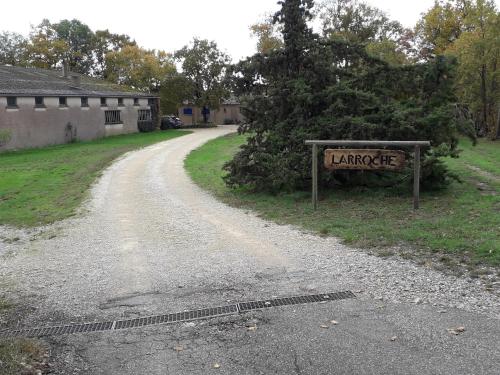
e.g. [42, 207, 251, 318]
[1, 0, 498, 61]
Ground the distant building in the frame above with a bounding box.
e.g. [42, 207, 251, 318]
[0, 65, 159, 151]
[178, 99, 244, 126]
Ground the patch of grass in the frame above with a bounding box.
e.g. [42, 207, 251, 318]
[185, 134, 500, 267]
[454, 138, 500, 176]
[0, 130, 190, 227]
[0, 298, 48, 375]
[0, 338, 47, 375]
[0, 298, 12, 311]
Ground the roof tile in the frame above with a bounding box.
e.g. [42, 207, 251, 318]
[0, 65, 156, 98]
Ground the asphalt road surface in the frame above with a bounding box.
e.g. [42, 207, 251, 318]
[1, 126, 499, 374]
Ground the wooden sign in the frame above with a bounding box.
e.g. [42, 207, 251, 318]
[324, 149, 406, 171]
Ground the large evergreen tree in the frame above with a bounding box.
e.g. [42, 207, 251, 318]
[224, 0, 472, 192]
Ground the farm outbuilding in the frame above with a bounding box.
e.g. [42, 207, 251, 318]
[178, 99, 244, 126]
[0, 65, 159, 151]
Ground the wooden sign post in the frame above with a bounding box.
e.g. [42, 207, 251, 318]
[305, 140, 431, 210]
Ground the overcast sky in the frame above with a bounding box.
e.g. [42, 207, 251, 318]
[1, 0, 498, 61]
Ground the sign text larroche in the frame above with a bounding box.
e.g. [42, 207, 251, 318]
[324, 149, 406, 171]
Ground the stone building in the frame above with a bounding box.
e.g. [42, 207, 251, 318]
[178, 99, 243, 126]
[0, 65, 159, 151]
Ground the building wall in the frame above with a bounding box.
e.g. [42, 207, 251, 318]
[178, 104, 243, 126]
[0, 97, 151, 151]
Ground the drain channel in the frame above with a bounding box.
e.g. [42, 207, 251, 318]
[239, 291, 355, 312]
[0, 291, 355, 338]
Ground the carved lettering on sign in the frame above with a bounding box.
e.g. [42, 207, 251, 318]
[324, 149, 406, 171]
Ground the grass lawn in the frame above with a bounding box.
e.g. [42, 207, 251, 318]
[185, 134, 500, 268]
[0, 130, 190, 227]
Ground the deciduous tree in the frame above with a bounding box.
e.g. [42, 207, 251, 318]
[0, 32, 28, 66]
[250, 16, 283, 54]
[94, 30, 136, 78]
[175, 38, 232, 123]
[105, 45, 176, 91]
[416, 0, 499, 137]
[53, 19, 96, 75]
[317, 0, 410, 65]
[159, 73, 193, 115]
[25, 19, 68, 69]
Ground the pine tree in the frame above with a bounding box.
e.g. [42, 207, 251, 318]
[224, 0, 473, 192]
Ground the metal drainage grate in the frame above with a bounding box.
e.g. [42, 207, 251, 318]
[113, 305, 238, 331]
[238, 291, 355, 312]
[0, 291, 354, 338]
[4, 321, 115, 338]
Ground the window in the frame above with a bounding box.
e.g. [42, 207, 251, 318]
[105, 110, 121, 125]
[134, 98, 139, 106]
[100, 97, 107, 107]
[118, 98, 124, 107]
[148, 98, 154, 106]
[35, 96, 44, 107]
[59, 97, 67, 107]
[81, 97, 88, 107]
[183, 108, 193, 115]
[6, 97, 17, 108]
[138, 109, 151, 121]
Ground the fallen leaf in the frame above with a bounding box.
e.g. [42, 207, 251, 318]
[173, 345, 184, 352]
[455, 326, 465, 333]
[214, 363, 220, 369]
[320, 324, 329, 329]
[390, 336, 397, 341]
[247, 326, 257, 331]
[330, 320, 338, 325]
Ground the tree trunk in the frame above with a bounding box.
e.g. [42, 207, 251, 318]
[496, 107, 500, 140]
[490, 59, 498, 140]
[480, 64, 488, 136]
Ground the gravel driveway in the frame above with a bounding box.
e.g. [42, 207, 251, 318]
[1, 126, 499, 374]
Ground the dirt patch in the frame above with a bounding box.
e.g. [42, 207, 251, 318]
[464, 164, 499, 196]
[466, 164, 500, 184]
[475, 181, 498, 196]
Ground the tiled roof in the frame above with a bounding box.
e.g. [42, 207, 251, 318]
[0, 65, 156, 98]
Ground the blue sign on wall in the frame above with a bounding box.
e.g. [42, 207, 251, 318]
[183, 108, 193, 115]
